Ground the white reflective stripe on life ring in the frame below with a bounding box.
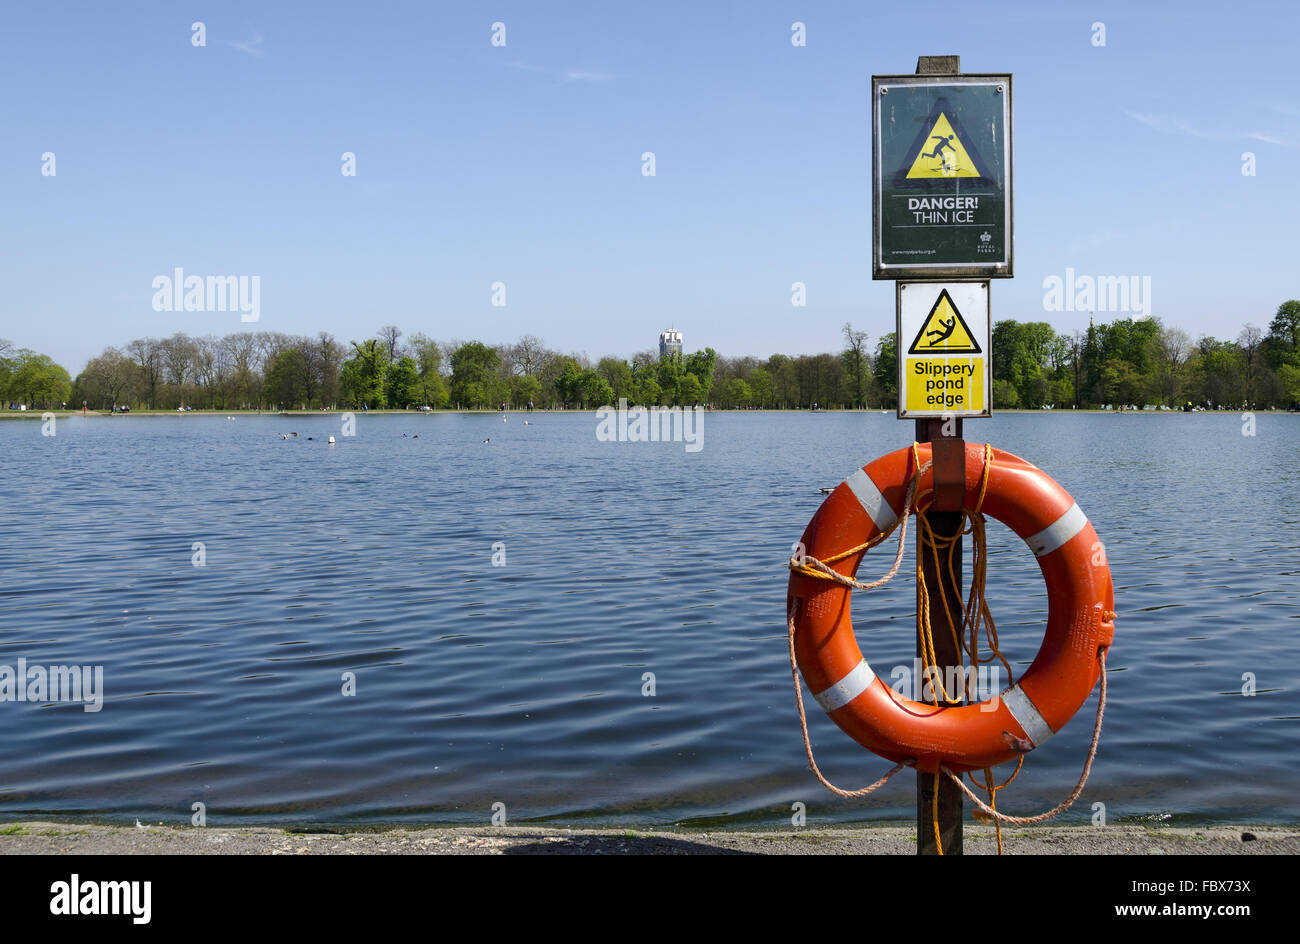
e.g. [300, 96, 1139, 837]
[1026, 502, 1087, 557]
[813, 659, 876, 713]
[844, 468, 897, 533]
[1001, 684, 1055, 747]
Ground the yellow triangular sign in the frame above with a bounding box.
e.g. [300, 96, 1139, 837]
[905, 112, 981, 179]
[908, 289, 981, 354]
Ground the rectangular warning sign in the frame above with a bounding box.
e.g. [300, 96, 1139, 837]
[897, 281, 991, 419]
[872, 74, 1012, 280]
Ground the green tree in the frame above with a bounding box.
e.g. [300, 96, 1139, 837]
[1048, 375, 1074, 407]
[873, 333, 898, 407]
[747, 366, 773, 408]
[6, 351, 72, 408]
[722, 377, 751, 407]
[1188, 341, 1247, 407]
[1266, 300, 1300, 364]
[509, 373, 542, 407]
[265, 349, 310, 408]
[597, 357, 634, 402]
[555, 359, 584, 407]
[656, 354, 683, 405]
[993, 320, 1059, 407]
[798, 353, 844, 407]
[311, 333, 344, 409]
[767, 354, 799, 408]
[1101, 318, 1159, 376]
[409, 334, 449, 407]
[386, 356, 421, 408]
[449, 341, 500, 408]
[1081, 322, 1104, 406]
[630, 368, 662, 407]
[683, 347, 717, 402]
[1238, 324, 1267, 406]
[841, 323, 870, 408]
[1277, 363, 1300, 403]
[992, 379, 1020, 409]
[678, 372, 703, 406]
[580, 370, 615, 408]
[1101, 358, 1143, 406]
[341, 339, 388, 408]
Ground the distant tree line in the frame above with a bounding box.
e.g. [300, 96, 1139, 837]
[3, 300, 1298, 411]
[703, 302, 1300, 411]
[984, 301, 1300, 410]
[46, 328, 719, 411]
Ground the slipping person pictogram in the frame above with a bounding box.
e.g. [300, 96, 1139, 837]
[926, 315, 957, 345]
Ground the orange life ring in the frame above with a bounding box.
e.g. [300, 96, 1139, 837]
[788, 442, 1115, 773]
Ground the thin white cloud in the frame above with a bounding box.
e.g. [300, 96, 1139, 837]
[231, 31, 265, 57]
[1123, 110, 1218, 139]
[1243, 131, 1288, 146]
[1124, 109, 1290, 148]
[506, 61, 612, 82]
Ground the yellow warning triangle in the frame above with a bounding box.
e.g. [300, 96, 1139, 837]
[908, 289, 981, 354]
[905, 112, 981, 179]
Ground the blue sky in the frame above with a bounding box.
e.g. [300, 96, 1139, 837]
[1, 1, 1296, 373]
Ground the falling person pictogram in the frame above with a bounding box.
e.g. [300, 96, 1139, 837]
[926, 316, 957, 345]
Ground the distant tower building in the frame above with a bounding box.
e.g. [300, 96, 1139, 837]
[659, 328, 683, 359]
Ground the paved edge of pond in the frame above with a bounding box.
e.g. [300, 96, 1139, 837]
[0, 822, 1294, 855]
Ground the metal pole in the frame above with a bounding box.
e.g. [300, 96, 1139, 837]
[914, 55, 965, 856]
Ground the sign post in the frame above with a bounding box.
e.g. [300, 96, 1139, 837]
[872, 54, 1013, 855]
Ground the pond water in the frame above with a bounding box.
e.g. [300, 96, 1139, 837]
[0, 409, 1295, 827]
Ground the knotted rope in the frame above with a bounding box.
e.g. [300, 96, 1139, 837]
[784, 457, 931, 797]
